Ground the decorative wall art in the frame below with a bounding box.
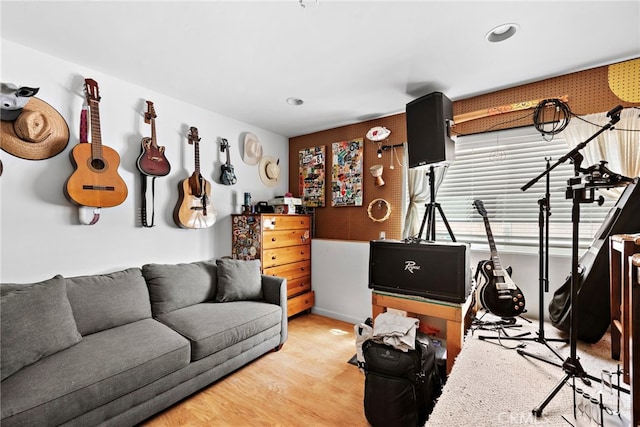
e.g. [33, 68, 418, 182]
[299, 145, 326, 207]
[331, 138, 363, 207]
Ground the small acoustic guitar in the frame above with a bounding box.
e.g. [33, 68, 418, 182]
[137, 101, 170, 177]
[65, 78, 128, 207]
[473, 199, 526, 318]
[174, 127, 216, 229]
[220, 138, 237, 185]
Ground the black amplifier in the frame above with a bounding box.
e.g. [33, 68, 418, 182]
[368, 240, 471, 303]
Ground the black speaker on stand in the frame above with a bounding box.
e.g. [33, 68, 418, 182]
[406, 91, 456, 242]
[406, 91, 455, 168]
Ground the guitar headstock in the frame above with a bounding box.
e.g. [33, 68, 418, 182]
[188, 127, 200, 145]
[144, 100, 157, 123]
[473, 199, 487, 217]
[84, 78, 101, 103]
[220, 138, 229, 152]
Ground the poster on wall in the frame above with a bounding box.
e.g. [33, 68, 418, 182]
[299, 146, 326, 207]
[331, 138, 363, 207]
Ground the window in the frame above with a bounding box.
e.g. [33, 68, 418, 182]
[418, 126, 615, 255]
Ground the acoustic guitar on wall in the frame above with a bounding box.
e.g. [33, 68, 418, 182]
[174, 126, 216, 229]
[137, 100, 170, 177]
[65, 78, 128, 207]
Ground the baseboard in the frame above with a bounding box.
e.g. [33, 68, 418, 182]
[311, 307, 366, 325]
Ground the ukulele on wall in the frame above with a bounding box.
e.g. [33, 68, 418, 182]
[473, 199, 526, 318]
[174, 127, 216, 229]
[65, 78, 128, 207]
[220, 138, 237, 185]
[137, 101, 170, 177]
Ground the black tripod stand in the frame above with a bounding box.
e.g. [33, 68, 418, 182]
[417, 165, 456, 242]
[520, 105, 625, 419]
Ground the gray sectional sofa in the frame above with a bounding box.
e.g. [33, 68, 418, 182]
[0, 258, 287, 427]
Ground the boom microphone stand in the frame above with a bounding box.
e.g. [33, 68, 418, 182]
[521, 105, 624, 418]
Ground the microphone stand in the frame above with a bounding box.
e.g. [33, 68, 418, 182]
[520, 106, 624, 419]
[508, 158, 568, 359]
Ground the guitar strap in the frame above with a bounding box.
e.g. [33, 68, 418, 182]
[141, 174, 157, 228]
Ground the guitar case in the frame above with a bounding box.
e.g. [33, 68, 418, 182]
[548, 179, 640, 343]
[363, 333, 441, 427]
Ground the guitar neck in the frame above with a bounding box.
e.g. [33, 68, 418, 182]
[194, 140, 201, 175]
[150, 118, 157, 148]
[481, 216, 504, 271]
[88, 99, 103, 159]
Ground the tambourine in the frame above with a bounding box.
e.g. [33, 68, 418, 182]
[367, 198, 391, 223]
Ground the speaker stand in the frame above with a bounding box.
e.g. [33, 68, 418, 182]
[417, 165, 456, 242]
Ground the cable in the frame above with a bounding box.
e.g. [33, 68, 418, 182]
[533, 98, 571, 139]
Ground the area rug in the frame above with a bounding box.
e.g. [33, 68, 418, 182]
[426, 313, 631, 427]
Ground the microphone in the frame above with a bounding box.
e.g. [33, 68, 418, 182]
[607, 105, 623, 118]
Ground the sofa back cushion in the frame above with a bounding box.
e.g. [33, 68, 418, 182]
[1, 275, 82, 380]
[66, 268, 152, 336]
[142, 260, 217, 316]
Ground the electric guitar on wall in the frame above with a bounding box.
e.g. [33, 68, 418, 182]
[65, 78, 128, 207]
[220, 138, 237, 185]
[174, 127, 216, 229]
[137, 100, 171, 177]
[473, 199, 526, 318]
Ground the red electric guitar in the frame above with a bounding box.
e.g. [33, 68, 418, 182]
[137, 101, 171, 177]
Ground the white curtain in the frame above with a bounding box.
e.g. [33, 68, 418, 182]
[562, 108, 640, 199]
[402, 165, 448, 239]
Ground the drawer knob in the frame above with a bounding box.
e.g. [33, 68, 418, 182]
[272, 237, 276, 241]
[272, 256, 276, 260]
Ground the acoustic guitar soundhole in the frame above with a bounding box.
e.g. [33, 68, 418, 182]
[91, 158, 106, 170]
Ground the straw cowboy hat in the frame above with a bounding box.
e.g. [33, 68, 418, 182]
[243, 132, 263, 165]
[0, 97, 69, 160]
[259, 155, 280, 187]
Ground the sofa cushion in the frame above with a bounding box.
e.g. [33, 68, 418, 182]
[156, 301, 282, 361]
[65, 267, 152, 336]
[215, 258, 263, 302]
[0, 318, 190, 427]
[143, 260, 218, 315]
[0, 275, 82, 381]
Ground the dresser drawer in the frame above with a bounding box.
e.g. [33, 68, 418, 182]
[262, 245, 311, 268]
[262, 229, 310, 249]
[287, 275, 312, 298]
[262, 215, 310, 231]
[263, 260, 310, 280]
[288, 291, 315, 317]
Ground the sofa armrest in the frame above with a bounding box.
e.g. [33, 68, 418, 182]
[261, 275, 288, 346]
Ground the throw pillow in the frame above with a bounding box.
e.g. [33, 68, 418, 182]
[0, 275, 82, 381]
[143, 260, 218, 315]
[65, 268, 152, 336]
[215, 258, 263, 302]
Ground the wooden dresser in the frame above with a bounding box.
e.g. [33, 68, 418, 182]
[231, 214, 314, 317]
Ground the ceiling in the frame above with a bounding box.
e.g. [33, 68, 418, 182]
[2, 1, 639, 138]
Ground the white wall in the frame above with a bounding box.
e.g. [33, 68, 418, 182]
[0, 40, 289, 282]
[311, 239, 572, 323]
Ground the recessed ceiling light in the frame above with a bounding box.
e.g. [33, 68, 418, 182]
[486, 23, 519, 43]
[286, 97, 304, 106]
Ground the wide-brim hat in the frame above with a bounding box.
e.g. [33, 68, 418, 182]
[0, 97, 69, 160]
[259, 155, 280, 187]
[243, 132, 263, 165]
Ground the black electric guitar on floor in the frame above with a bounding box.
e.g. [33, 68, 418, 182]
[220, 138, 237, 185]
[473, 199, 526, 318]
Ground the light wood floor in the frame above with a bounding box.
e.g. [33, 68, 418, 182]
[141, 314, 368, 427]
